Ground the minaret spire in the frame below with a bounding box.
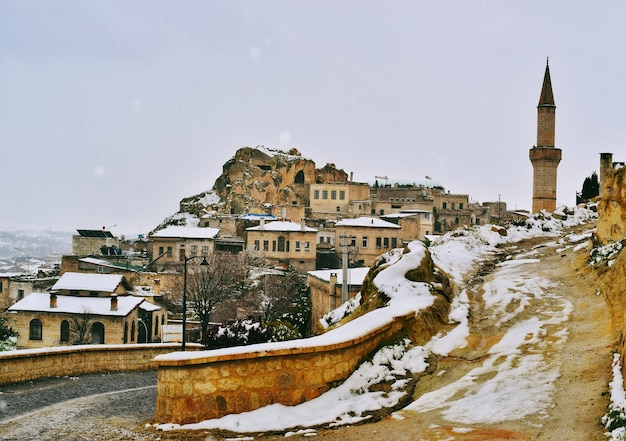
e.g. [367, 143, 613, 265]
[530, 60, 562, 213]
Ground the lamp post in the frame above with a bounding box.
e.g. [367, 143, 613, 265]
[182, 254, 209, 351]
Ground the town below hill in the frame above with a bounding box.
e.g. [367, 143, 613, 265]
[0, 229, 71, 259]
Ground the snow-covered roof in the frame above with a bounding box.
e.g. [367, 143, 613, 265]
[139, 301, 162, 312]
[79, 257, 138, 272]
[8, 293, 144, 317]
[52, 272, 127, 293]
[247, 221, 318, 232]
[239, 214, 278, 221]
[335, 217, 401, 229]
[152, 226, 220, 239]
[307, 267, 370, 285]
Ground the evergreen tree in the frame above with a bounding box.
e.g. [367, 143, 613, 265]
[578, 171, 600, 203]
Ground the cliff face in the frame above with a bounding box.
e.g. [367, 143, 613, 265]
[161, 146, 348, 229]
[596, 166, 626, 244]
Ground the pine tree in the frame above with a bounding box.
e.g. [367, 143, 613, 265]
[578, 171, 600, 203]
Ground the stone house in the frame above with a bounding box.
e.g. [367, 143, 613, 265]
[369, 184, 434, 217]
[7, 272, 165, 349]
[381, 210, 434, 241]
[149, 226, 220, 267]
[308, 182, 371, 219]
[0, 274, 58, 311]
[246, 220, 318, 272]
[307, 267, 369, 329]
[72, 229, 120, 256]
[334, 217, 402, 267]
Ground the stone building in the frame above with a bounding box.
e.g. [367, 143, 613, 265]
[149, 226, 220, 267]
[307, 267, 369, 329]
[308, 182, 371, 219]
[246, 220, 318, 272]
[7, 272, 165, 349]
[334, 217, 401, 267]
[72, 229, 120, 256]
[529, 60, 562, 213]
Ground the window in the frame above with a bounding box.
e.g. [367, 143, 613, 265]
[191, 245, 198, 255]
[304, 241, 310, 251]
[131, 321, 136, 342]
[451, 202, 456, 210]
[295, 241, 301, 252]
[391, 238, 397, 248]
[159, 246, 164, 256]
[383, 237, 389, 248]
[314, 189, 320, 199]
[254, 240, 260, 251]
[124, 322, 128, 343]
[202, 246, 208, 255]
[155, 318, 159, 336]
[351, 237, 356, 247]
[29, 319, 42, 340]
[339, 190, 345, 200]
[322, 190, 328, 199]
[60, 320, 70, 342]
[272, 241, 277, 252]
[91, 322, 105, 344]
[442, 202, 447, 209]
[362, 237, 368, 248]
[0, 282, 3, 293]
[331, 190, 337, 200]
[376, 237, 382, 248]
[97, 266, 105, 273]
[167, 247, 172, 257]
[263, 240, 269, 251]
[379, 209, 385, 215]
[18, 289, 24, 300]
[459, 203, 464, 209]
[336, 206, 340, 212]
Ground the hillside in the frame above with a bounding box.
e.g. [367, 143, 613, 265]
[155, 146, 349, 231]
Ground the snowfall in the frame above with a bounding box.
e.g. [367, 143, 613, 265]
[156, 206, 626, 439]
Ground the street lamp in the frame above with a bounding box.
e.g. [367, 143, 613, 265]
[182, 254, 209, 351]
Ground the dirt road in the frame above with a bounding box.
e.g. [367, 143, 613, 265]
[254, 226, 615, 441]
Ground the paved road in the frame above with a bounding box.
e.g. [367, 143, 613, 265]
[0, 371, 160, 441]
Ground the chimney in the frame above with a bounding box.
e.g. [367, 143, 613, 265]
[260, 218, 265, 230]
[110, 295, 118, 311]
[301, 218, 306, 231]
[153, 279, 161, 295]
[329, 273, 338, 309]
[49, 293, 57, 309]
[350, 172, 353, 182]
[282, 207, 287, 220]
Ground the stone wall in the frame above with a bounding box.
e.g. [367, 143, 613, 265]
[0, 343, 201, 385]
[154, 293, 449, 424]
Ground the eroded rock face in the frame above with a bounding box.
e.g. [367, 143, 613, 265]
[168, 146, 349, 227]
[332, 243, 452, 341]
[597, 166, 626, 244]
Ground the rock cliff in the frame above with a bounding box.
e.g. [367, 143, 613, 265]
[156, 146, 349, 230]
[597, 165, 626, 244]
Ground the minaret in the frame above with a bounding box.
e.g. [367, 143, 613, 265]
[529, 59, 562, 213]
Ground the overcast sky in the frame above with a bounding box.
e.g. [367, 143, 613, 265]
[2, 1, 625, 236]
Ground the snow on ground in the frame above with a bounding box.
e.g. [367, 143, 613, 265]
[157, 206, 597, 434]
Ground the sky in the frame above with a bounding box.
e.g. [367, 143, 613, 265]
[1, 1, 625, 237]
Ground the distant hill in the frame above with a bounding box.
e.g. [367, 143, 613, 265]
[0, 230, 72, 258]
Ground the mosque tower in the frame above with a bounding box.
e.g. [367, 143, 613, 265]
[529, 59, 562, 213]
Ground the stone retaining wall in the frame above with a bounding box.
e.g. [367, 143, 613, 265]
[0, 343, 202, 385]
[154, 293, 449, 425]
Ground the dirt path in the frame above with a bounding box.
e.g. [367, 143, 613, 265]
[253, 225, 615, 441]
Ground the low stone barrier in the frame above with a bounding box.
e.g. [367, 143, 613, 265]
[154, 294, 449, 425]
[0, 343, 202, 385]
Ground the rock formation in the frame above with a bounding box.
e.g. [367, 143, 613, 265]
[157, 146, 349, 230]
[597, 165, 626, 244]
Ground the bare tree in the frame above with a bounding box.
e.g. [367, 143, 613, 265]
[186, 251, 253, 344]
[69, 307, 94, 345]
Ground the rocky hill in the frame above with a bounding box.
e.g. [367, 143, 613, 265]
[156, 146, 349, 230]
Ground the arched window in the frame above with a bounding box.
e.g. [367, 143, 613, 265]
[277, 236, 286, 252]
[131, 321, 136, 342]
[123, 322, 129, 343]
[91, 322, 105, 344]
[154, 316, 159, 335]
[29, 319, 43, 341]
[60, 320, 70, 342]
